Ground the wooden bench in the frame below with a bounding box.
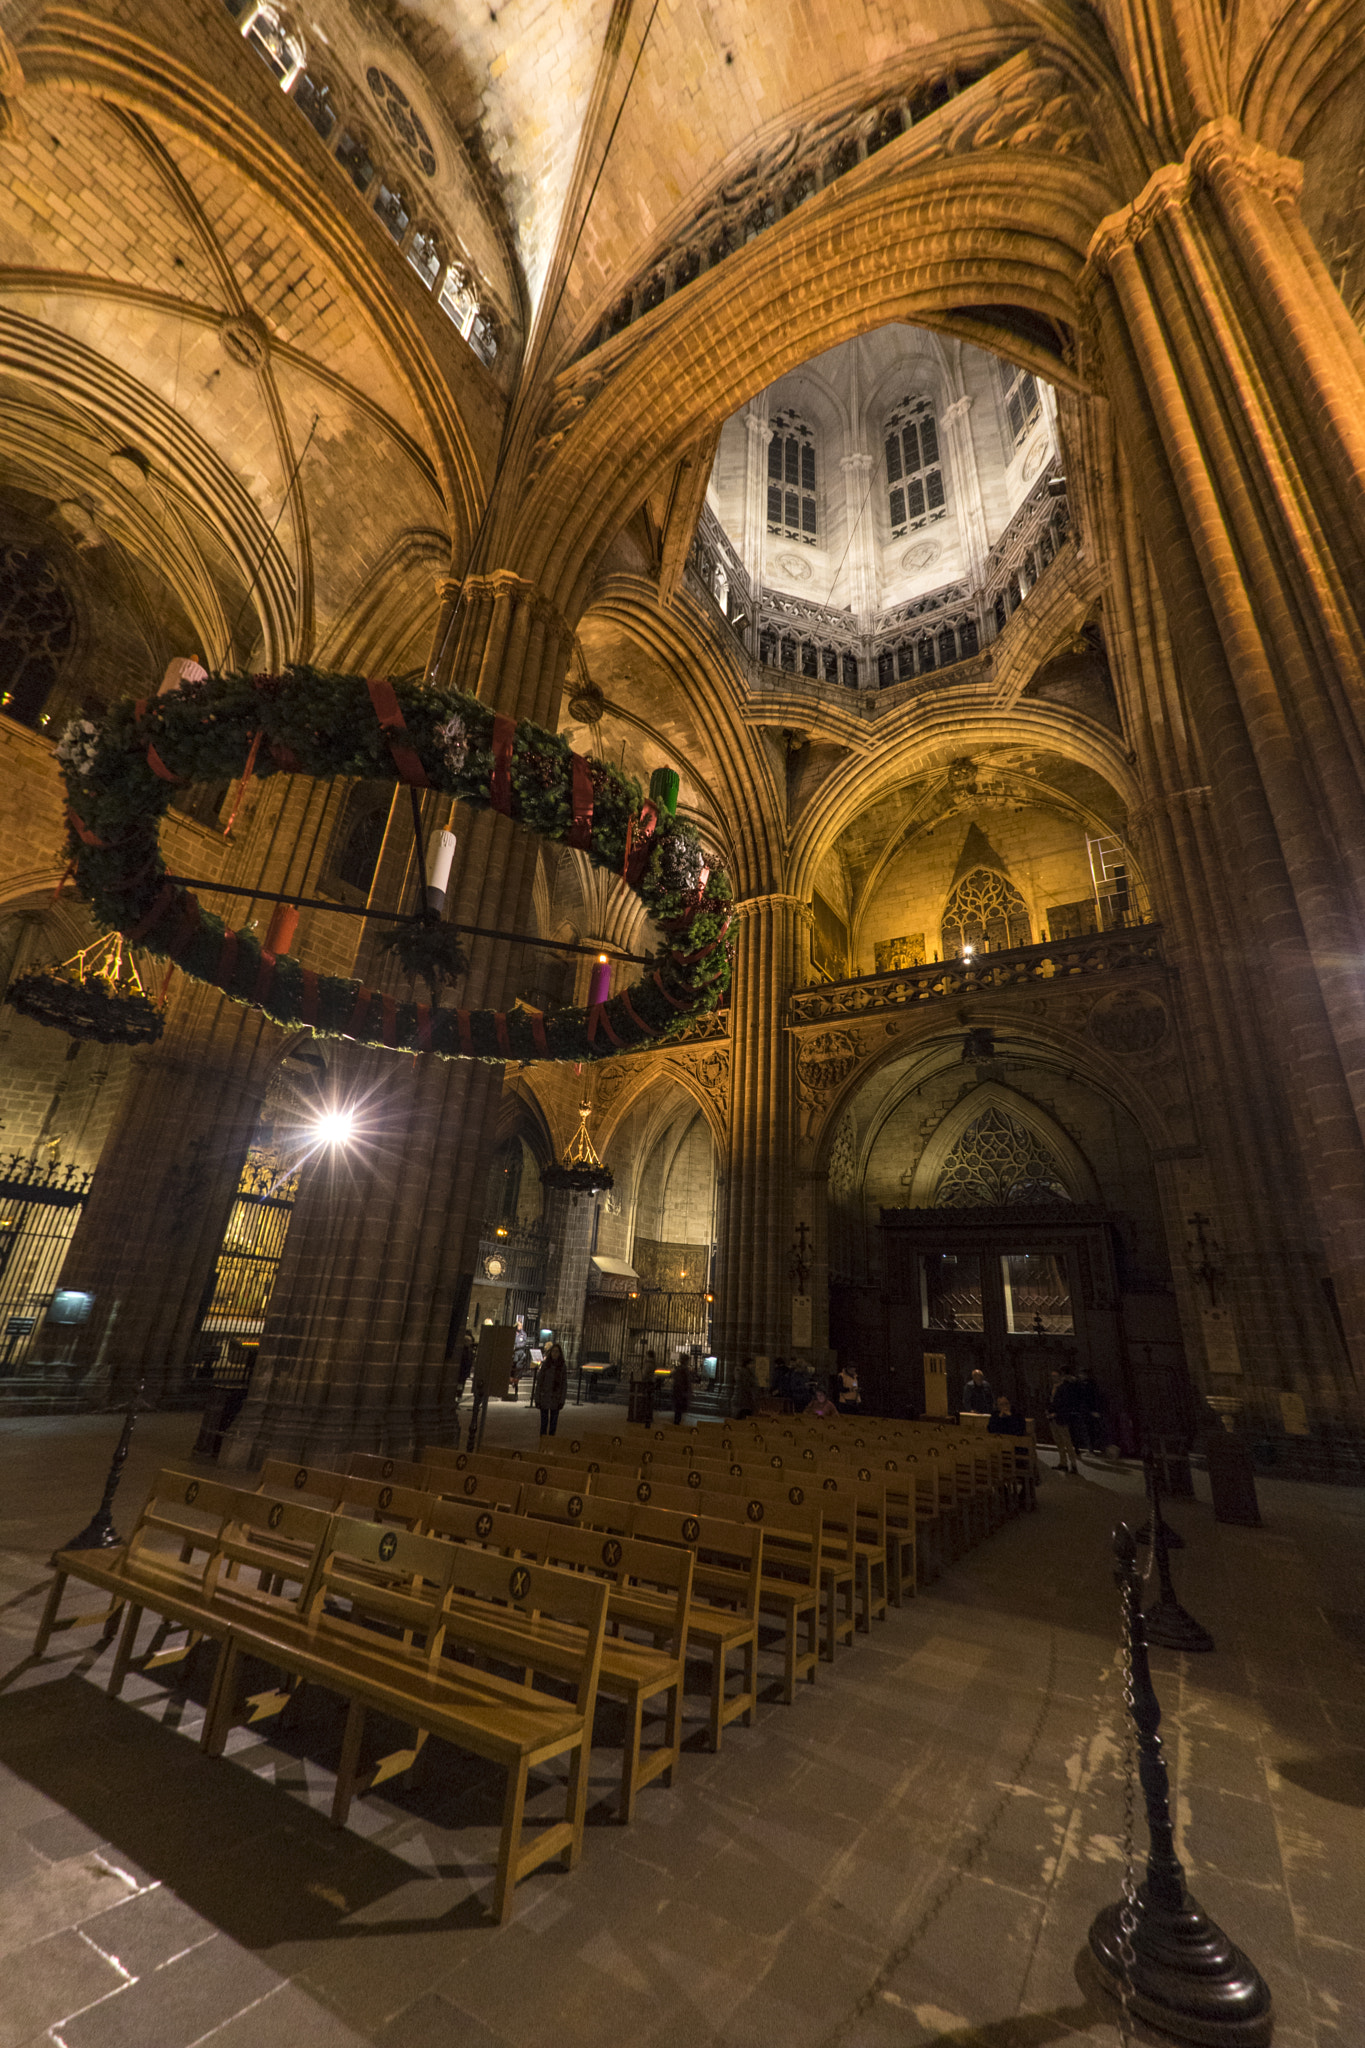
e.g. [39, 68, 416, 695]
[205, 1518, 608, 1923]
[623, 1507, 762, 1749]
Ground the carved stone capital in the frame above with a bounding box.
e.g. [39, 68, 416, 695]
[1083, 118, 1301, 286]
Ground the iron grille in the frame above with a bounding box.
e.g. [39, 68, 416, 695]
[0, 1155, 93, 1372]
[199, 1159, 300, 1349]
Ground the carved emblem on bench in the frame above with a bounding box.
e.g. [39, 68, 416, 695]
[788, 1485, 804, 1506]
[184, 1481, 199, 1504]
[636, 1481, 652, 1502]
[378, 1531, 399, 1563]
[268, 1502, 284, 1529]
[378, 1487, 393, 1509]
[455, 1453, 468, 1469]
[601, 1538, 623, 1567]
[509, 1565, 531, 1600]
[687, 1469, 702, 1489]
[294, 1468, 308, 1489]
[682, 1517, 700, 1542]
[476, 1512, 494, 1538]
[463, 1476, 479, 1495]
[568, 1495, 584, 1519]
[746, 1499, 765, 1522]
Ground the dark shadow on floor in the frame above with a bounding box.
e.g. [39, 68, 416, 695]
[1276, 1750, 1365, 1807]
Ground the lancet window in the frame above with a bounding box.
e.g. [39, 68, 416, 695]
[885, 397, 944, 538]
[999, 358, 1041, 445]
[766, 414, 818, 543]
[0, 547, 76, 729]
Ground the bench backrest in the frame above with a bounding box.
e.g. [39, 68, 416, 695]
[523, 1519, 695, 1656]
[259, 1460, 347, 1507]
[313, 1517, 456, 1670]
[443, 1546, 609, 1712]
[346, 1451, 429, 1489]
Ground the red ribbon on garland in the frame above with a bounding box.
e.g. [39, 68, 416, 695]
[382, 995, 398, 1048]
[269, 740, 304, 773]
[586, 1002, 623, 1049]
[623, 800, 658, 886]
[494, 1012, 511, 1057]
[347, 987, 372, 1037]
[253, 949, 277, 1008]
[490, 715, 515, 815]
[221, 728, 262, 839]
[67, 806, 109, 850]
[132, 700, 186, 786]
[621, 989, 656, 1038]
[568, 755, 594, 850]
[300, 967, 318, 1027]
[416, 1005, 432, 1054]
[165, 894, 202, 959]
[366, 676, 431, 789]
[652, 969, 689, 1011]
[526, 1008, 548, 1056]
[215, 930, 238, 990]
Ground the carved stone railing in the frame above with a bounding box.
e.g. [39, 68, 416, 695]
[577, 58, 1002, 361]
[983, 460, 1070, 631]
[789, 924, 1164, 1026]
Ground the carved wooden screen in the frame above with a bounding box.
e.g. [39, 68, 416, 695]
[940, 867, 1031, 955]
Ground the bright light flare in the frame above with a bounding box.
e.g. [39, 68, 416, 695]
[313, 1106, 357, 1148]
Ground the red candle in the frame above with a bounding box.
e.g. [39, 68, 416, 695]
[589, 954, 611, 1006]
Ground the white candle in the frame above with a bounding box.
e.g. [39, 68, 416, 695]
[426, 829, 456, 913]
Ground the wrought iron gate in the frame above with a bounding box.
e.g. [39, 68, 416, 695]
[199, 1160, 299, 1344]
[0, 1155, 93, 1371]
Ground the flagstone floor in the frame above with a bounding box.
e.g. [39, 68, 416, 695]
[0, 1399, 1362, 2048]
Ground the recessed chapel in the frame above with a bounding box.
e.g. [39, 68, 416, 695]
[0, 0, 1363, 2037]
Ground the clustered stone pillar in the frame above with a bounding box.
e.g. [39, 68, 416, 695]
[539, 1185, 597, 1367]
[715, 892, 801, 1366]
[1084, 116, 1365, 1392]
[224, 573, 575, 1464]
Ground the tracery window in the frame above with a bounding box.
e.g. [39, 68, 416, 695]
[940, 867, 1031, 957]
[367, 67, 438, 179]
[335, 127, 378, 194]
[406, 225, 443, 289]
[766, 412, 818, 543]
[331, 785, 390, 899]
[292, 71, 337, 142]
[999, 357, 1041, 446]
[373, 179, 411, 244]
[439, 265, 499, 364]
[885, 396, 944, 539]
[241, 4, 305, 87]
[933, 1106, 1072, 1207]
[0, 547, 76, 729]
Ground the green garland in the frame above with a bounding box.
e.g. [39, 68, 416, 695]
[56, 668, 733, 1064]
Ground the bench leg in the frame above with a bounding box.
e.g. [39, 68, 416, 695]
[708, 1646, 726, 1751]
[661, 1675, 681, 1786]
[32, 1569, 70, 1658]
[493, 1758, 532, 1924]
[106, 1601, 145, 1700]
[201, 1639, 241, 1757]
[804, 1601, 818, 1682]
[620, 1695, 643, 1824]
[332, 1698, 367, 1827]
[781, 1613, 796, 1705]
[740, 1632, 756, 1728]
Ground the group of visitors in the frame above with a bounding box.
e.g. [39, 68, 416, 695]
[731, 1356, 861, 1420]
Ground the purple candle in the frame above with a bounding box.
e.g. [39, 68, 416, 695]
[589, 953, 611, 1006]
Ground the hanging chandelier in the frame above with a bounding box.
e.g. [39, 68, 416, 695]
[8, 932, 164, 1046]
[540, 1099, 613, 1194]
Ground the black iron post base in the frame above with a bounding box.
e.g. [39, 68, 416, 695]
[60, 1509, 125, 1554]
[1087, 1888, 1273, 2045]
[1144, 1597, 1216, 1653]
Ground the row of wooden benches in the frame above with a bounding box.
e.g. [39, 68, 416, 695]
[32, 1417, 1028, 1922]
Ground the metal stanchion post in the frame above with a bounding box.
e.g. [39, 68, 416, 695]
[1086, 1524, 1272, 2044]
[59, 1375, 146, 1554]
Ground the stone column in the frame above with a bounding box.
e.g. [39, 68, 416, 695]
[224, 573, 576, 1463]
[539, 1184, 597, 1367]
[940, 394, 990, 593]
[839, 453, 878, 621]
[1083, 116, 1365, 1392]
[715, 893, 801, 1365]
[741, 400, 771, 596]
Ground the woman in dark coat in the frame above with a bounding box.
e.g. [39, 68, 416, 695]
[534, 1342, 568, 1437]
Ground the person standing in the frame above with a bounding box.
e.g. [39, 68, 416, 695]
[454, 1330, 474, 1411]
[533, 1341, 568, 1437]
[1076, 1368, 1108, 1458]
[1048, 1367, 1082, 1471]
[962, 1367, 993, 1414]
[733, 1356, 757, 1420]
[837, 1362, 861, 1413]
[671, 1353, 692, 1426]
[987, 1393, 1026, 1435]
